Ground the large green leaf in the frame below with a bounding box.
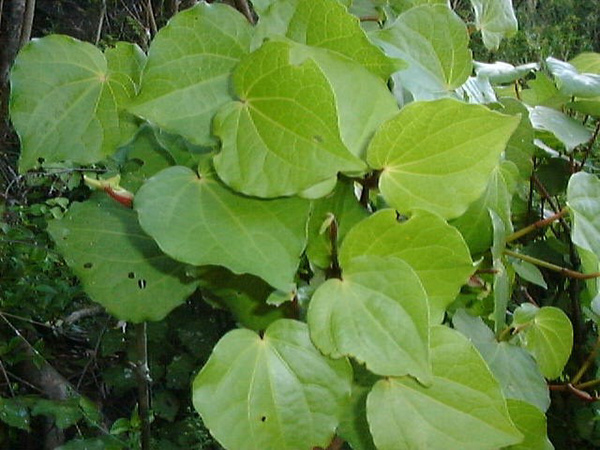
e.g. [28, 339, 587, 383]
[367, 98, 520, 219]
[512, 305, 573, 379]
[306, 180, 368, 269]
[213, 41, 366, 198]
[339, 209, 474, 323]
[134, 166, 310, 291]
[547, 57, 600, 98]
[528, 105, 592, 151]
[506, 399, 554, 450]
[128, 3, 252, 146]
[568, 172, 600, 259]
[470, 0, 518, 51]
[373, 4, 472, 99]
[10, 36, 144, 171]
[286, 0, 398, 79]
[308, 256, 431, 381]
[192, 319, 352, 450]
[47, 195, 198, 322]
[366, 326, 523, 450]
[453, 309, 550, 412]
[451, 161, 519, 255]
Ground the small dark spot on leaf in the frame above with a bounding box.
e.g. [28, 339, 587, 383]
[128, 272, 135, 279]
[138, 279, 147, 289]
[83, 262, 93, 269]
[261, 416, 267, 422]
[37, 157, 45, 164]
[312, 135, 323, 143]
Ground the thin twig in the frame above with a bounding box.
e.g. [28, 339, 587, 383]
[19, 0, 35, 48]
[0, 359, 15, 396]
[578, 120, 600, 170]
[145, 0, 158, 37]
[95, 0, 107, 45]
[64, 306, 105, 325]
[504, 249, 600, 280]
[506, 207, 569, 242]
[134, 322, 151, 450]
[572, 333, 600, 385]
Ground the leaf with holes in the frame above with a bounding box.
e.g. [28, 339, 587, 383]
[135, 166, 310, 291]
[47, 195, 198, 322]
[192, 319, 352, 450]
[128, 3, 253, 146]
[367, 98, 520, 219]
[308, 256, 431, 382]
[10, 36, 144, 171]
[339, 209, 474, 323]
[367, 326, 523, 450]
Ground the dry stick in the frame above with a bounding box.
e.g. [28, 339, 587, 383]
[146, 0, 158, 37]
[95, 0, 107, 45]
[134, 322, 151, 450]
[579, 120, 600, 170]
[506, 207, 569, 243]
[503, 249, 600, 280]
[19, 0, 35, 47]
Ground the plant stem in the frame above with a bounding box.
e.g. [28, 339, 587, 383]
[326, 216, 342, 280]
[504, 249, 600, 280]
[134, 322, 151, 450]
[571, 334, 600, 385]
[578, 120, 600, 170]
[506, 207, 569, 242]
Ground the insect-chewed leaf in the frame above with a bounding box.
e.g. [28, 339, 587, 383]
[340, 209, 474, 323]
[47, 195, 197, 322]
[10, 37, 144, 171]
[192, 319, 352, 450]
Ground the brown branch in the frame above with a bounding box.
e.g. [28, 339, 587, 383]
[572, 333, 600, 385]
[578, 120, 600, 170]
[63, 306, 105, 325]
[134, 322, 152, 450]
[19, 0, 35, 47]
[506, 207, 569, 242]
[504, 249, 600, 280]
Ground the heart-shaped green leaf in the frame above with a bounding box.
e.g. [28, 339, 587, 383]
[366, 326, 523, 450]
[512, 305, 573, 379]
[367, 98, 520, 219]
[308, 256, 431, 382]
[470, 0, 518, 50]
[135, 166, 310, 291]
[47, 195, 198, 322]
[340, 209, 474, 323]
[192, 319, 352, 450]
[528, 105, 592, 151]
[10, 36, 144, 171]
[128, 3, 253, 146]
[547, 57, 600, 98]
[286, 0, 398, 79]
[213, 40, 366, 198]
[373, 4, 472, 99]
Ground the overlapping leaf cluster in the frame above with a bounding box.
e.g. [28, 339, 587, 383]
[11, 0, 600, 448]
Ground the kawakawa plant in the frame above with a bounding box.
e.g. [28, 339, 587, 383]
[10, 0, 600, 448]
